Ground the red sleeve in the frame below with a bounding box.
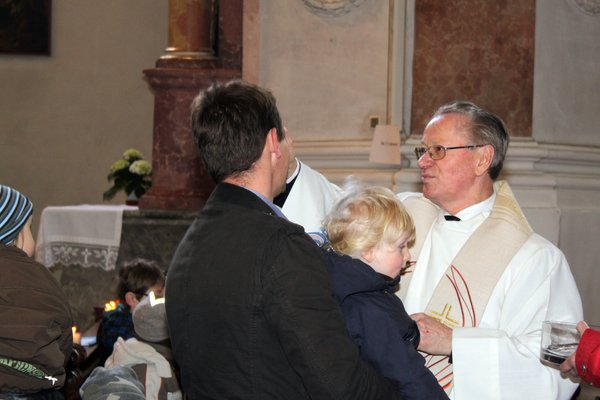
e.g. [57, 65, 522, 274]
[576, 328, 600, 387]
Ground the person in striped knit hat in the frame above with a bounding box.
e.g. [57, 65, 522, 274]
[0, 185, 34, 250]
[0, 184, 73, 399]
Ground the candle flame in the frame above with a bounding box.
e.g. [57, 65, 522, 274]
[104, 300, 118, 312]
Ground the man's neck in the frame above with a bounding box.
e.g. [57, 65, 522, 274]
[224, 174, 274, 202]
[441, 182, 494, 215]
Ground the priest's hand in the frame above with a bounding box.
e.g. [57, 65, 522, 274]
[411, 312, 452, 356]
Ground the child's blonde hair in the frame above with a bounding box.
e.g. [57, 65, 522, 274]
[324, 185, 415, 257]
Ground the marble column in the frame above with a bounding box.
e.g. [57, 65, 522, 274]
[163, 0, 217, 60]
[139, 1, 243, 211]
[410, 0, 535, 137]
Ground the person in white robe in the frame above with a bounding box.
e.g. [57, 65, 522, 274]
[275, 157, 343, 235]
[396, 101, 583, 399]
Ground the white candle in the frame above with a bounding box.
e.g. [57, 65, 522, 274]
[72, 326, 81, 344]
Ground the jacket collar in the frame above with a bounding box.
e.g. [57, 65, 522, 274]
[205, 182, 278, 217]
[322, 249, 399, 302]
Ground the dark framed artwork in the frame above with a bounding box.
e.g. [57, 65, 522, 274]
[0, 0, 51, 55]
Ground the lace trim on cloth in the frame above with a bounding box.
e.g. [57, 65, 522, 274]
[37, 242, 119, 271]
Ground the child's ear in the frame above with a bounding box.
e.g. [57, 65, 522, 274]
[124, 291, 139, 309]
[361, 248, 374, 263]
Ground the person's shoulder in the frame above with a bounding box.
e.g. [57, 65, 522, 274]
[524, 233, 564, 255]
[296, 160, 343, 193]
[274, 218, 317, 245]
[513, 233, 570, 270]
[0, 246, 64, 289]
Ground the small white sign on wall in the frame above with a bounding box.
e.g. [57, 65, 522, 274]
[369, 124, 401, 165]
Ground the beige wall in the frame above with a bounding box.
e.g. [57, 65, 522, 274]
[533, 0, 600, 145]
[0, 0, 168, 231]
[258, 0, 391, 138]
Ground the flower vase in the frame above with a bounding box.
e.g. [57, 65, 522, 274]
[126, 192, 139, 206]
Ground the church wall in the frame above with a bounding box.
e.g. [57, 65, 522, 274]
[0, 0, 598, 326]
[533, 0, 600, 326]
[0, 0, 168, 229]
[257, 0, 390, 139]
[532, 0, 600, 146]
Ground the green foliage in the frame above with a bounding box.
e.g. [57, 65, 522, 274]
[103, 149, 152, 200]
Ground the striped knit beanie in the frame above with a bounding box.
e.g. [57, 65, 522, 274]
[0, 185, 34, 245]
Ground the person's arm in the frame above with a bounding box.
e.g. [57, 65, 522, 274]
[560, 321, 588, 377]
[561, 322, 600, 387]
[262, 233, 400, 400]
[446, 237, 581, 399]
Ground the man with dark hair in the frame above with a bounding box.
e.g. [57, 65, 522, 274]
[397, 101, 583, 399]
[166, 80, 399, 399]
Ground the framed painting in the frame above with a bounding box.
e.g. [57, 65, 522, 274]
[0, 0, 51, 55]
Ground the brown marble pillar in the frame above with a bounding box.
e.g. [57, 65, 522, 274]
[411, 0, 536, 137]
[139, 1, 243, 211]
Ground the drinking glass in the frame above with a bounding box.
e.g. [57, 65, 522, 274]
[540, 321, 580, 365]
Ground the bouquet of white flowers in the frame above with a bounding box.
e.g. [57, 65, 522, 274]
[103, 149, 152, 201]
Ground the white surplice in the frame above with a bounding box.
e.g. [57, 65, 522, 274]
[398, 190, 583, 400]
[281, 159, 343, 234]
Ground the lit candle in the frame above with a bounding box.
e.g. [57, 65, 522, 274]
[72, 326, 81, 344]
[104, 300, 118, 312]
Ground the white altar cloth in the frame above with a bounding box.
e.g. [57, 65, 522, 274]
[35, 204, 137, 271]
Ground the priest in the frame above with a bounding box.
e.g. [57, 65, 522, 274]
[396, 101, 583, 399]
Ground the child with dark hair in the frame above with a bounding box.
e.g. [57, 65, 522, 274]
[97, 258, 165, 362]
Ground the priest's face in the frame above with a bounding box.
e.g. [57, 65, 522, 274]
[417, 113, 482, 213]
[274, 127, 293, 197]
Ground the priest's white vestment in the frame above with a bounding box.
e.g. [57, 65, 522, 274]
[397, 182, 583, 400]
[281, 159, 343, 234]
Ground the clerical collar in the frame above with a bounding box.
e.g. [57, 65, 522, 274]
[442, 191, 496, 222]
[273, 159, 301, 208]
[286, 158, 301, 184]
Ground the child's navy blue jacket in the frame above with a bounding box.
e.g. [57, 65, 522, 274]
[322, 249, 449, 400]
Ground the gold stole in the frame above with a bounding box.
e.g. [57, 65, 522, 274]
[398, 181, 533, 394]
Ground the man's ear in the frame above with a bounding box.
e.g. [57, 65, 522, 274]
[267, 128, 282, 158]
[475, 145, 494, 176]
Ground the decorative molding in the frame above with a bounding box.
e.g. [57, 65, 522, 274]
[292, 134, 600, 192]
[300, 0, 368, 16]
[569, 0, 600, 15]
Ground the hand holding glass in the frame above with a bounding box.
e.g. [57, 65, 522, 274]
[540, 321, 580, 365]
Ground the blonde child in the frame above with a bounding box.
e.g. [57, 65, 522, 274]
[322, 186, 447, 399]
